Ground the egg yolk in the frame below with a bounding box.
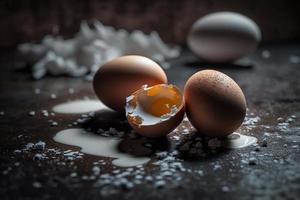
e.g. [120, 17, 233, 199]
[126, 84, 183, 126]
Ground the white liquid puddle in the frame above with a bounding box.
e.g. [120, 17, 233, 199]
[53, 128, 150, 167]
[222, 133, 257, 149]
[52, 99, 109, 114]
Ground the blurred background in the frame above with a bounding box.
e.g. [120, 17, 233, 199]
[1, 0, 300, 48]
[1, 1, 300, 200]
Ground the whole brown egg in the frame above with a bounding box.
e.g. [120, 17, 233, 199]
[93, 55, 167, 113]
[184, 70, 246, 137]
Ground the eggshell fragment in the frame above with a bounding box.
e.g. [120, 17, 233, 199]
[187, 12, 261, 62]
[126, 84, 185, 138]
[93, 55, 167, 113]
[184, 70, 246, 137]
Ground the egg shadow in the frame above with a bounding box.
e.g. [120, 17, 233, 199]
[117, 134, 171, 157]
[81, 109, 130, 132]
[176, 130, 230, 161]
[80, 109, 229, 160]
[80, 109, 171, 157]
[180, 51, 254, 70]
[184, 60, 253, 70]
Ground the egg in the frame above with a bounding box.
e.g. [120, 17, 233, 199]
[184, 70, 246, 137]
[126, 84, 185, 137]
[187, 12, 261, 62]
[93, 55, 167, 113]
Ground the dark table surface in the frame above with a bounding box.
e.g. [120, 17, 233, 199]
[0, 44, 300, 200]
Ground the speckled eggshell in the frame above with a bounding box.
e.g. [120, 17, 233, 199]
[93, 55, 167, 113]
[187, 12, 261, 63]
[184, 70, 247, 137]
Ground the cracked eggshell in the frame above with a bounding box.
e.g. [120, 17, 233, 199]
[184, 70, 246, 137]
[126, 84, 185, 138]
[187, 12, 261, 62]
[93, 55, 167, 113]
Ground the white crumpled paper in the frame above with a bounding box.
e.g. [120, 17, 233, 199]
[18, 20, 180, 80]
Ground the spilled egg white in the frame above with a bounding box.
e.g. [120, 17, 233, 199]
[187, 12, 261, 62]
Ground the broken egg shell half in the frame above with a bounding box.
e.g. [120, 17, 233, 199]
[126, 84, 185, 138]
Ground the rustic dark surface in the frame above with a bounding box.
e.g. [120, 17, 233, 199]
[0, 44, 300, 200]
[1, 0, 300, 48]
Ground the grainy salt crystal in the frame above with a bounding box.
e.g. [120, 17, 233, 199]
[68, 88, 75, 94]
[34, 88, 41, 94]
[34, 141, 46, 150]
[126, 168, 134, 172]
[196, 170, 203, 176]
[156, 151, 168, 159]
[51, 121, 58, 127]
[25, 143, 34, 150]
[213, 164, 222, 170]
[33, 153, 44, 160]
[145, 176, 153, 181]
[122, 181, 134, 190]
[144, 143, 152, 148]
[135, 175, 143, 179]
[264, 132, 270, 137]
[262, 50, 271, 58]
[172, 136, 180, 141]
[155, 180, 166, 188]
[14, 150, 22, 154]
[162, 171, 172, 176]
[277, 117, 284, 121]
[28, 111, 35, 116]
[92, 166, 101, 175]
[32, 182, 42, 188]
[222, 186, 230, 192]
[50, 94, 57, 99]
[70, 172, 77, 177]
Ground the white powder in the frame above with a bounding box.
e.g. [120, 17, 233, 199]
[52, 99, 109, 114]
[18, 21, 180, 79]
[222, 133, 257, 149]
[261, 50, 271, 59]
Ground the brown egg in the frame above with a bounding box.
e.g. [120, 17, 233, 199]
[184, 70, 246, 137]
[93, 55, 167, 113]
[126, 84, 185, 138]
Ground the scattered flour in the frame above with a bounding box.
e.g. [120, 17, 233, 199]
[18, 21, 180, 79]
